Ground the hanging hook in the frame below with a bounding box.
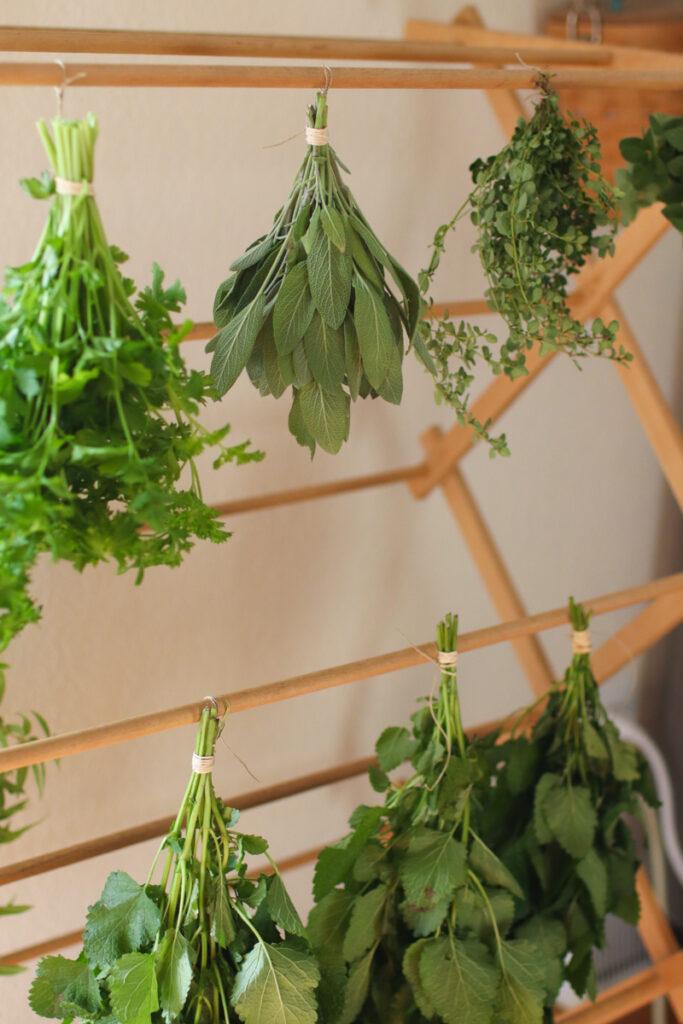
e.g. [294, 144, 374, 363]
[54, 59, 86, 118]
[515, 52, 552, 94]
[322, 64, 332, 96]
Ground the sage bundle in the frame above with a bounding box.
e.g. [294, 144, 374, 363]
[30, 704, 320, 1023]
[210, 91, 424, 455]
[0, 114, 261, 653]
[618, 113, 683, 231]
[494, 599, 656, 1001]
[308, 614, 555, 1024]
[420, 85, 627, 454]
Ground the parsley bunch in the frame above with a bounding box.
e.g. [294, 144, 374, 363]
[0, 114, 261, 653]
[308, 614, 556, 1024]
[617, 113, 683, 231]
[210, 91, 425, 455]
[30, 706, 320, 1023]
[494, 599, 656, 1002]
[419, 85, 626, 455]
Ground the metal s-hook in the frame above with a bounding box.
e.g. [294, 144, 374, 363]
[322, 64, 332, 96]
[54, 59, 86, 117]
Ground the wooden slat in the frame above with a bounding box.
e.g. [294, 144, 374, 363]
[556, 952, 683, 1023]
[0, 26, 610, 65]
[0, 757, 373, 888]
[636, 869, 683, 1020]
[591, 592, 683, 682]
[0, 574, 680, 775]
[421, 425, 554, 695]
[605, 298, 683, 512]
[410, 206, 670, 498]
[0, 64, 681, 90]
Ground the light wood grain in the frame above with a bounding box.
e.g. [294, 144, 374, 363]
[636, 869, 683, 1019]
[555, 951, 683, 1023]
[0, 64, 682, 90]
[0, 574, 681, 775]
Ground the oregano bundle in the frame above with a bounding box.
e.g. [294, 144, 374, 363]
[210, 91, 425, 455]
[30, 705, 319, 1023]
[0, 114, 261, 654]
[308, 614, 556, 1024]
[419, 85, 627, 455]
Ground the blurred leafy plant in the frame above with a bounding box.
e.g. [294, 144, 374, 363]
[617, 113, 683, 231]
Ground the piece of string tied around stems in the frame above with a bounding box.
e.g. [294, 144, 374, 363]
[264, 65, 332, 150]
[572, 627, 592, 656]
[191, 695, 226, 775]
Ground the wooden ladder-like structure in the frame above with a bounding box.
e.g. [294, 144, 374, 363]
[0, 9, 682, 1021]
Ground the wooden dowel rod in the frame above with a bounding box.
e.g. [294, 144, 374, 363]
[555, 951, 683, 1023]
[184, 299, 493, 344]
[0, 573, 680, 775]
[0, 64, 680, 90]
[0, 757, 373, 888]
[0, 845, 323, 966]
[212, 464, 425, 517]
[0, 26, 610, 66]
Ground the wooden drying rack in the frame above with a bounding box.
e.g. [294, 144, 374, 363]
[1, 8, 683, 1021]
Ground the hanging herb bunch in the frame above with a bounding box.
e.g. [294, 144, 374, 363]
[30, 704, 320, 1023]
[308, 614, 558, 1024]
[491, 598, 657, 1002]
[210, 90, 425, 456]
[617, 113, 683, 231]
[0, 666, 49, 962]
[0, 114, 261, 653]
[419, 81, 628, 455]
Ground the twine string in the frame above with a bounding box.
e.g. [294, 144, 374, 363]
[572, 629, 592, 655]
[55, 177, 94, 197]
[305, 125, 329, 147]
[192, 753, 215, 775]
[54, 59, 86, 118]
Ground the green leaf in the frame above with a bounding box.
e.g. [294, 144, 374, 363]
[505, 740, 540, 795]
[298, 381, 349, 455]
[343, 316, 363, 401]
[420, 936, 498, 1024]
[342, 884, 388, 962]
[321, 207, 347, 252]
[543, 785, 596, 859]
[313, 807, 383, 900]
[263, 319, 293, 398]
[470, 834, 524, 899]
[155, 929, 192, 1019]
[337, 947, 375, 1024]
[307, 227, 352, 329]
[377, 338, 403, 405]
[289, 390, 316, 456]
[375, 726, 416, 773]
[665, 124, 683, 152]
[584, 722, 609, 760]
[231, 942, 319, 1024]
[607, 851, 640, 924]
[267, 873, 306, 937]
[400, 827, 467, 905]
[533, 774, 560, 844]
[212, 872, 236, 947]
[230, 235, 276, 273]
[455, 887, 515, 942]
[401, 896, 450, 937]
[576, 848, 607, 917]
[29, 956, 102, 1019]
[273, 262, 315, 355]
[353, 275, 397, 391]
[308, 890, 355, 968]
[403, 940, 437, 1019]
[84, 871, 161, 968]
[210, 293, 266, 395]
[303, 312, 345, 391]
[109, 952, 159, 1024]
[604, 724, 640, 781]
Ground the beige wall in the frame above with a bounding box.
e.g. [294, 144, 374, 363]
[0, 2, 680, 1019]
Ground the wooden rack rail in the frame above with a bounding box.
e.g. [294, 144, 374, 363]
[0, 573, 681, 775]
[0, 63, 682, 90]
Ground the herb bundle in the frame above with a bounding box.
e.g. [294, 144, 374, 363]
[0, 114, 261, 653]
[617, 113, 683, 231]
[30, 705, 320, 1023]
[493, 599, 656, 1001]
[210, 91, 424, 455]
[419, 85, 626, 455]
[308, 614, 555, 1024]
[0, 667, 49, 968]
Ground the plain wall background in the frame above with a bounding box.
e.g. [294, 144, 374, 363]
[0, 2, 681, 1018]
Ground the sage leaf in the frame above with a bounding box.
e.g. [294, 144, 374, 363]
[303, 312, 345, 391]
[299, 381, 350, 455]
[343, 316, 363, 401]
[289, 390, 316, 456]
[308, 227, 352, 329]
[272, 262, 315, 355]
[210, 293, 265, 395]
[230, 235, 276, 273]
[321, 207, 347, 252]
[353, 275, 398, 391]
